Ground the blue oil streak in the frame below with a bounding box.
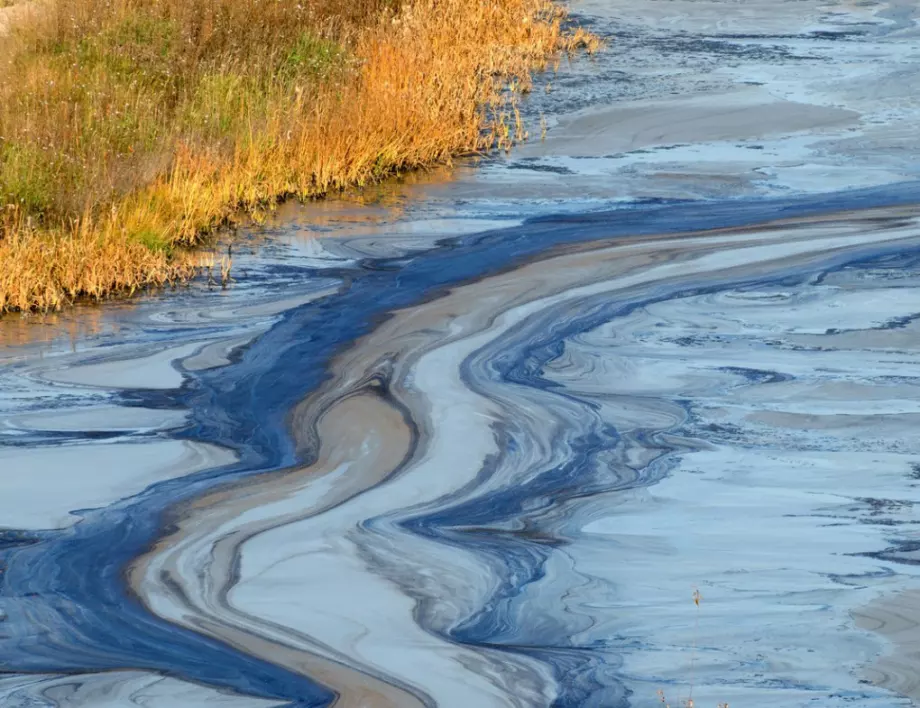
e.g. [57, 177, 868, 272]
[1, 183, 919, 705]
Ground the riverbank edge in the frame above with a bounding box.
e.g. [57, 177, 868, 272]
[0, 0, 598, 314]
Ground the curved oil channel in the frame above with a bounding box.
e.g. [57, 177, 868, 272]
[3, 2, 920, 707]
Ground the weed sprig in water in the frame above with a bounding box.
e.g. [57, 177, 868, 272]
[656, 589, 729, 708]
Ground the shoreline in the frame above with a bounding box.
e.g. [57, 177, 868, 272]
[0, 0, 597, 314]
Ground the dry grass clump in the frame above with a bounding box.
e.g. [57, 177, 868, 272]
[0, 0, 598, 313]
[0, 204, 194, 311]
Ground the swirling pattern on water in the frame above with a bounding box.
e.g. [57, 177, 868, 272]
[3, 189, 920, 708]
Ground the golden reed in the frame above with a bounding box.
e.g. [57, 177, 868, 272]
[0, 0, 597, 312]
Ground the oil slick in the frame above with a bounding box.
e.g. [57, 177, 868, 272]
[3, 1, 920, 707]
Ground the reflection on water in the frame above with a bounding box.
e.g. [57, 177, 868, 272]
[0, 306, 128, 357]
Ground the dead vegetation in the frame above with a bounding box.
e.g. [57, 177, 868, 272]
[0, 0, 598, 313]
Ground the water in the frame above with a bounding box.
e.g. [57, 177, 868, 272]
[2, 1, 920, 706]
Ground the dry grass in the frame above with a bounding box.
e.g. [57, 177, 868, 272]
[656, 590, 729, 708]
[0, 0, 598, 313]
